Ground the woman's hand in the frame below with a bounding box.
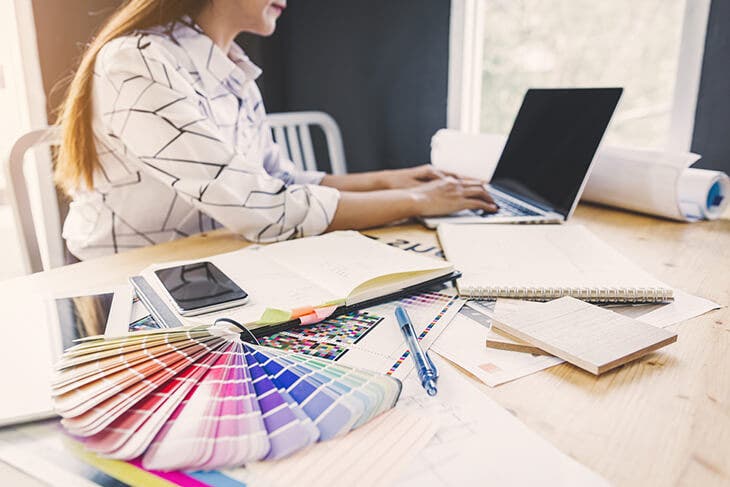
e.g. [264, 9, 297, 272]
[326, 174, 497, 232]
[380, 164, 483, 189]
[411, 177, 498, 216]
[320, 164, 483, 192]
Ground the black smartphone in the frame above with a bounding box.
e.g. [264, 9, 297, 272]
[154, 261, 248, 316]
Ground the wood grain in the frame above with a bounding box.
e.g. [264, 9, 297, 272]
[1, 204, 728, 486]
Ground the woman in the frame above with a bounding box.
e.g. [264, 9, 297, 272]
[55, 0, 496, 260]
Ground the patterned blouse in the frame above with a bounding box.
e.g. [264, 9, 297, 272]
[62, 17, 340, 260]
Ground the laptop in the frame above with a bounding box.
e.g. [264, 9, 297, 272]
[423, 88, 623, 228]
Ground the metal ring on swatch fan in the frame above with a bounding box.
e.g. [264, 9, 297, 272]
[214, 317, 260, 344]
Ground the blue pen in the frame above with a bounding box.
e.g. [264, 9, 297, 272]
[395, 305, 438, 396]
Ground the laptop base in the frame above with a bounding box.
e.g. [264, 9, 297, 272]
[421, 213, 563, 229]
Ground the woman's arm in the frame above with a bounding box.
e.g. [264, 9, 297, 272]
[327, 178, 497, 230]
[321, 164, 488, 192]
[320, 171, 391, 191]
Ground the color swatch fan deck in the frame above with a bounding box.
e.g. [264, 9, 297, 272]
[51, 323, 402, 471]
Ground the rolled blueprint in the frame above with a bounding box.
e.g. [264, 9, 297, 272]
[581, 147, 729, 221]
[677, 168, 729, 220]
[430, 129, 505, 181]
[430, 129, 729, 222]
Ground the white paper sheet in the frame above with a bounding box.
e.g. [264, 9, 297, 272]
[103, 284, 135, 338]
[431, 129, 506, 181]
[0, 423, 99, 487]
[611, 289, 722, 328]
[430, 129, 730, 221]
[432, 311, 563, 387]
[0, 415, 433, 487]
[236, 409, 438, 487]
[396, 355, 609, 486]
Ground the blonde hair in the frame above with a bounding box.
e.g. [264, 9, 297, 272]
[55, 0, 205, 193]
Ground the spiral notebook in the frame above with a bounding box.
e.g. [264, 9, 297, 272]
[437, 224, 673, 303]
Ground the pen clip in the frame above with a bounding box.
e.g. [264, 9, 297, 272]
[424, 349, 438, 378]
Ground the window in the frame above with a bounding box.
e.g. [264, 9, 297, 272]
[448, 0, 711, 151]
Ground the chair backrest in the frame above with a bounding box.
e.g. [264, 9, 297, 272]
[4, 126, 65, 274]
[5, 112, 346, 275]
[267, 111, 347, 175]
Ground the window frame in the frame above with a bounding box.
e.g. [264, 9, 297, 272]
[447, 0, 485, 134]
[447, 0, 712, 152]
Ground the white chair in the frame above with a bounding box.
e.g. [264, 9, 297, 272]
[5, 112, 347, 275]
[267, 111, 347, 174]
[4, 126, 65, 274]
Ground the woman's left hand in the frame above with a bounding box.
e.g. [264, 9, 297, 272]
[380, 164, 484, 189]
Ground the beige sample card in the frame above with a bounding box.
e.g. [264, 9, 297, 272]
[486, 327, 549, 355]
[491, 296, 678, 375]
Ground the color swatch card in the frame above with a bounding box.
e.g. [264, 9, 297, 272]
[52, 322, 402, 471]
[491, 296, 678, 375]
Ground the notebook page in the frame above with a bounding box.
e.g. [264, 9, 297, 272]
[210, 248, 338, 311]
[438, 224, 671, 296]
[260, 231, 453, 300]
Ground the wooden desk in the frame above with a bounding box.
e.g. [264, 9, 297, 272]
[1, 204, 728, 486]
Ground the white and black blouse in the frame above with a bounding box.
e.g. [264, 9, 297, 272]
[62, 17, 340, 260]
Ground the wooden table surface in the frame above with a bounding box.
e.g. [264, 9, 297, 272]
[1, 204, 728, 486]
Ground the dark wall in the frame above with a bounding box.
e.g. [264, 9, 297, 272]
[691, 0, 730, 173]
[241, 1, 451, 173]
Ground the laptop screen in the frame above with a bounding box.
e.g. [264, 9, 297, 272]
[490, 88, 622, 217]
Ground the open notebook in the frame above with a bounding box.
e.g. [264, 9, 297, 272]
[138, 231, 455, 332]
[437, 224, 673, 303]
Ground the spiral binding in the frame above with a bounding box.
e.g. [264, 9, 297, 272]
[465, 286, 673, 303]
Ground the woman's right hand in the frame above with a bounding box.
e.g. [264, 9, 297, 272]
[411, 177, 498, 216]
[326, 177, 498, 232]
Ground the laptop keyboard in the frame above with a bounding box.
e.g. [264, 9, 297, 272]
[473, 193, 542, 217]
